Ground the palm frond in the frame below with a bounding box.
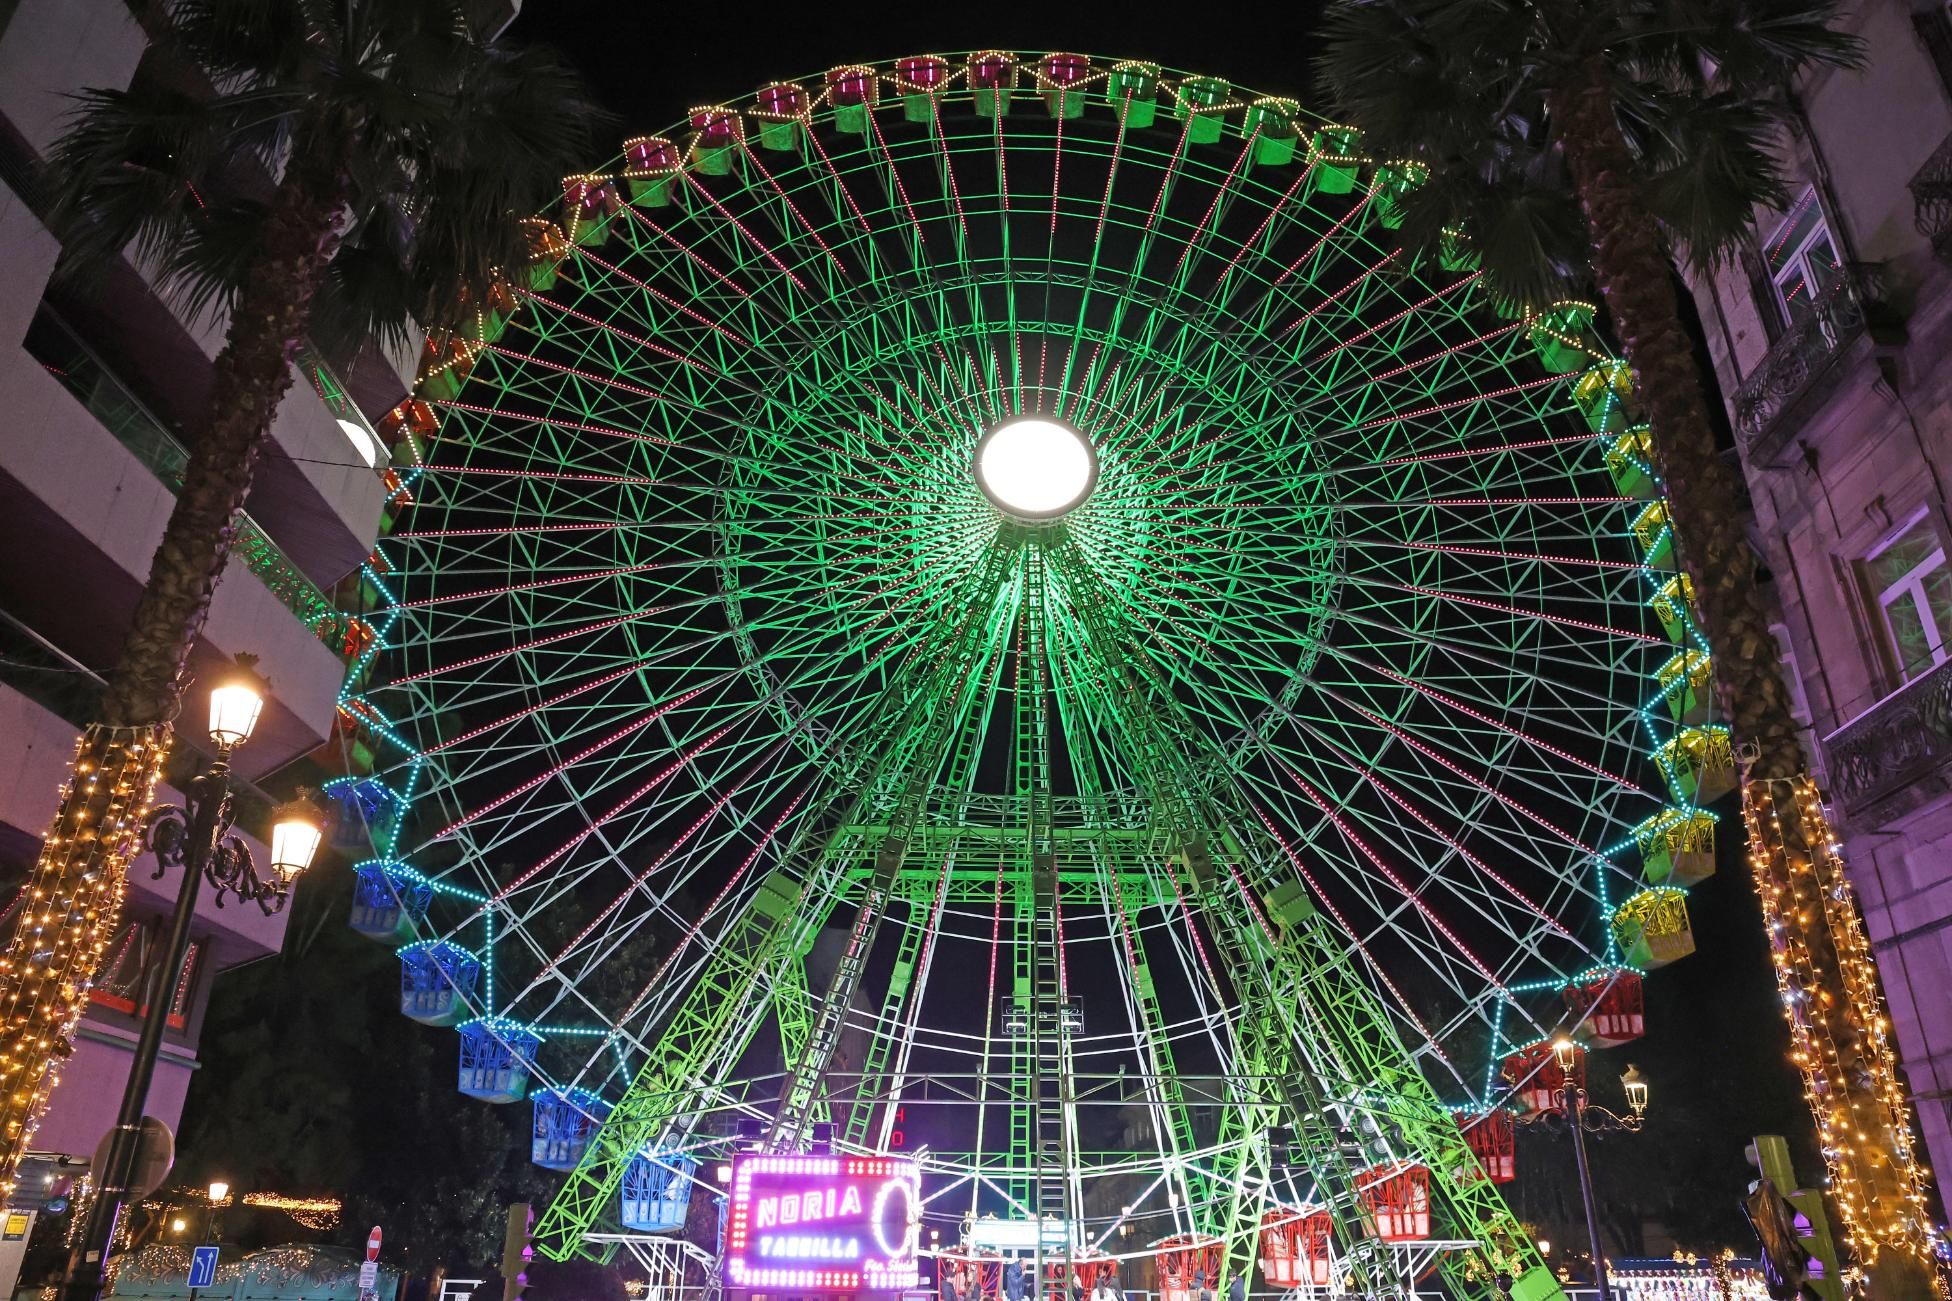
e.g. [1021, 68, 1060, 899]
[41, 85, 227, 284]
[162, 196, 267, 326]
[1319, 0, 1857, 304]
[1637, 90, 1795, 265]
[44, 0, 604, 361]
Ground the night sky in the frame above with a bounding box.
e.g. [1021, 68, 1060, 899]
[512, 0, 1331, 137]
[499, 0, 1828, 1251]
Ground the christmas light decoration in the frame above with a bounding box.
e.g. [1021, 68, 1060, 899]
[0, 725, 169, 1194]
[242, 1192, 344, 1231]
[1742, 777, 1942, 1288]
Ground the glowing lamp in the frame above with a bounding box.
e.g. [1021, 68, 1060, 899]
[974, 418, 1097, 519]
[207, 657, 267, 749]
[1551, 1037, 1578, 1074]
[338, 418, 380, 469]
[171, 1218, 187, 1233]
[268, 793, 328, 883]
[208, 1179, 230, 1202]
[1620, 1064, 1649, 1116]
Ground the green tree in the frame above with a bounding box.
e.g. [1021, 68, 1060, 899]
[1316, 3, 1938, 1292]
[0, 0, 601, 1189]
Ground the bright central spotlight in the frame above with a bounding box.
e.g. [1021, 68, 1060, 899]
[973, 418, 1097, 520]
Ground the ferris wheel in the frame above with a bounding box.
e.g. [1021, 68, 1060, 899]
[326, 51, 1730, 1300]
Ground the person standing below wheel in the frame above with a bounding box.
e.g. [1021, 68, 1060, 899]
[1228, 1274, 1244, 1301]
[1004, 1258, 1026, 1301]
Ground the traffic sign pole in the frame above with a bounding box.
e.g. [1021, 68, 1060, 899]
[185, 1245, 220, 1296]
[358, 1225, 382, 1301]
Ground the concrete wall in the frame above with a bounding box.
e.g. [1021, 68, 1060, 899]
[34, 1023, 200, 1159]
[1, 0, 388, 589]
[0, 0, 146, 159]
[0, 0, 358, 1215]
[0, 682, 290, 963]
[1683, 0, 1952, 1195]
[0, 332, 346, 771]
[0, 679, 292, 1165]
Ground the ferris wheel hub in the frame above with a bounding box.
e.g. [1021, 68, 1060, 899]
[973, 418, 1097, 520]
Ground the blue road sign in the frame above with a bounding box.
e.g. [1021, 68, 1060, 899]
[187, 1244, 220, 1290]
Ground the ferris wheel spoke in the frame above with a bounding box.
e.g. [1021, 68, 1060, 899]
[417, 577, 952, 850]
[512, 295, 947, 484]
[1300, 674, 1618, 868]
[1247, 718, 1587, 951]
[361, 62, 1689, 1273]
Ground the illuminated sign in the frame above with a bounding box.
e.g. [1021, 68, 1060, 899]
[726, 1155, 920, 1291]
[966, 1218, 1074, 1252]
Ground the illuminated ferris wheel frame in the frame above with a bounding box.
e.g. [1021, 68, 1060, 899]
[324, 49, 1728, 1300]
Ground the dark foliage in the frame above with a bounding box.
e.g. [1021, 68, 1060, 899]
[43, 0, 608, 355]
[1316, 0, 1862, 314]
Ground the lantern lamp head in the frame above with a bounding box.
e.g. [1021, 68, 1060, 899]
[207, 654, 268, 749]
[1551, 1037, 1579, 1073]
[208, 1179, 230, 1203]
[1621, 1064, 1649, 1115]
[268, 789, 328, 884]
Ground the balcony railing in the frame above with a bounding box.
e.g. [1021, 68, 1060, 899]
[0, 605, 107, 727]
[23, 309, 370, 662]
[1912, 130, 1952, 264]
[1821, 656, 1952, 818]
[1731, 261, 1893, 452]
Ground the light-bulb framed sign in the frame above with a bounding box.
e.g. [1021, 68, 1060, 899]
[725, 1154, 921, 1291]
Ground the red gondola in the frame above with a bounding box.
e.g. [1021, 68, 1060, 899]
[1259, 1209, 1333, 1288]
[1500, 1040, 1583, 1115]
[1562, 970, 1646, 1048]
[1459, 1110, 1516, 1184]
[1154, 1235, 1223, 1301]
[1356, 1163, 1431, 1242]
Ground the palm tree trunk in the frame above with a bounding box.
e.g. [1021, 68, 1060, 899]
[0, 157, 347, 1189]
[1549, 60, 1940, 1295]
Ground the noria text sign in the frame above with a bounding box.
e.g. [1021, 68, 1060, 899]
[725, 1154, 919, 1291]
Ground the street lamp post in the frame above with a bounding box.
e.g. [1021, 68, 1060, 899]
[60, 658, 325, 1301]
[206, 1179, 230, 1247]
[189, 1180, 229, 1301]
[1536, 1040, 1648, 1301]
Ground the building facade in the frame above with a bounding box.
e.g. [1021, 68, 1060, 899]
[0, 0, 418, 1283]
[1683, 0, 1952, 1206]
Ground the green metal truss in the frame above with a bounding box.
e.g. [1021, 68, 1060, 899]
[346, 51, 1703, 1300]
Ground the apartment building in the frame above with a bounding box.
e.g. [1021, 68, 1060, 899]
[1682, 0, 1952, 1200]
[0, 0, 413, 1283]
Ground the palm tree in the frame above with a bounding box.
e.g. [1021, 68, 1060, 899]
[1317, 1, 1942, 1291]
[0, 0, 601, 1189]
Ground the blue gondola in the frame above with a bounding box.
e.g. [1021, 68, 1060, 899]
[620, 1152, 697, 1232]
[531, 1088, 611, 1170]
[398, 941, 480, 1026]
[457, 1018, 542, 1103]
[349, 861, 432, 943]
[322, 776, 404, 854]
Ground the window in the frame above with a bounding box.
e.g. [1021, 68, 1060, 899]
[1866, 513, 1952, 683]
[1764, 187, 1844, 328]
